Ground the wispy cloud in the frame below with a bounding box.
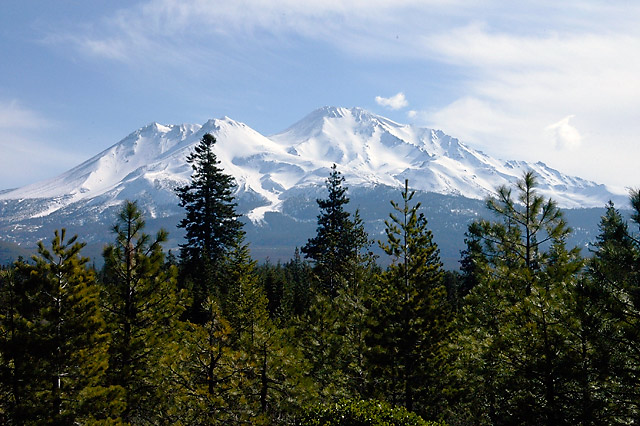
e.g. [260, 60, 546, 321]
[46, 0, 461, 64]
[0, 100, 53, 129]
[375, 92, 408, 110]
[41, 0, 640, 186]
[0, 100, 78, 188]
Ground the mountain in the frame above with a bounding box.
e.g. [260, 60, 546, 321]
[0, 106, 627, 267]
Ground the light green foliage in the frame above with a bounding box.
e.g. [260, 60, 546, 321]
[160, 298, 244, 425]
[1, 230, 120, 424]
[455, 171, 594, 425]
[223, 239, 316, 423]
[101, 200, 184, 424]
[297, 399, 445, 426]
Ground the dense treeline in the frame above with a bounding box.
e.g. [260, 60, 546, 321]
[1, 134, 640, 425]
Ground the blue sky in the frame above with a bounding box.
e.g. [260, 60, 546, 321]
[2, 1, 639, 195]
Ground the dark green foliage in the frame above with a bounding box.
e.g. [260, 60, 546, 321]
[297, 399, 444, 426]
[9, 165, 640, 424]
[583, 197, 640, 422]
[302, 164, 360, 296]
[175, 133, 244, 322]
[257, 260, 287, 318]
[454, 171, 596, 425]
[467, 171, 571, 295]
[176, 133, 243, 266]
[281, 248, 313, 318]
[367, 180, 452, 418]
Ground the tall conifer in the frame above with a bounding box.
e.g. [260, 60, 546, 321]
[366, 179, 451, 417]
[175, 133, 243, 322]
[302, 164, 358, 297]
[586, 198, 640, 422]
[456, 171, 588, 425]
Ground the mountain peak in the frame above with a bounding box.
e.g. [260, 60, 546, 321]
[0, 106, 628, 226]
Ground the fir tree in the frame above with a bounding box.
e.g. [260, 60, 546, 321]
[175, 133, 244, 322]
[585, 199, 640, 422]
[302, 164, 359, 297]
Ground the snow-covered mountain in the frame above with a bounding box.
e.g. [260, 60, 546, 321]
[0, 106, 625, 217]
[0, 106, 627, 263]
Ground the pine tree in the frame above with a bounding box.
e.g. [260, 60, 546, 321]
[101, 200, 184, 424]
[454, 171, 591, 425]
[160, 297, 242, 424]
[1, 230, 118, 424]
[468, 171, 570, 295]
[176, 133, 244, 323]
[223, 239, 315, 423]
[366, 179, 451, 418]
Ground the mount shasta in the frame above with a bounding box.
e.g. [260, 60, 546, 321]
[0, 106, 626, 266]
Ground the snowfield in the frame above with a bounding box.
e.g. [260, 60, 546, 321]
[0, 106, 627, 223]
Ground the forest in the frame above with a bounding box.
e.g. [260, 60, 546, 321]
[1, 133, 640, 425]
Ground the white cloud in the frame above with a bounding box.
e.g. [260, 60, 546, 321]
[415, 21, 640, 186]
[0, 100, 52, 129]
[546, 115, 581, 150]
[375, 92, 408, 110]
[41, 1, 640, 186]
[47, 0, 470, 65]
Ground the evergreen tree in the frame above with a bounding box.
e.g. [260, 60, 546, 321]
[160, 297, 243, 424]
[281, 248, 313, 319]
[224, 239, 315, 423]
[1, 230, 118, 424]
[296, 211, 378, 402]
[332, 209, 379, 399]
[467, 171, 570, 295]
[302, 164, 359, 297]
[454, 171, 591, 425]
[586, 199, 640, 422]
[101, 200, 184, 424]
[175, 133, 244, 322]
[366, 180, 451, 418]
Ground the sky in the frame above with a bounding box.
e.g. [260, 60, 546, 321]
[1, 1, 639, 193]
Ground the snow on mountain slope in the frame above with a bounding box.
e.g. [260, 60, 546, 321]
[0, 106, 627, 226]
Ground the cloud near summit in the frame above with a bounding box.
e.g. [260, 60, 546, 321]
[375, 93, 409, 110]
[546, 116, 582, 151]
